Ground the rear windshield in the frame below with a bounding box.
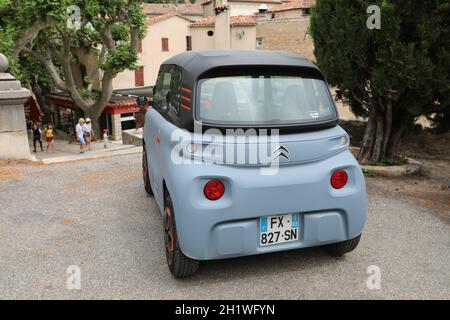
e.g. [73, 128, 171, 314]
[196, 68, 337, 126]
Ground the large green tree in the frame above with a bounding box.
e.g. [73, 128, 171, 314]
[311, 0, 450, 163]
[1, 0, 146, 133]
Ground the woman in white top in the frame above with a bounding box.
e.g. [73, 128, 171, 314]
[83, 118, 95, 151]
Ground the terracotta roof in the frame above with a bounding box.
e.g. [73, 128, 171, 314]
[215, 4, 231, 11]
[267, 0, 315, 12]
[142, 3, 203, 16]
[47, 92, 138, 109]
[146, 12, 194, 25]
[190, 15, 257, 27]
[201, 0, 282, 4]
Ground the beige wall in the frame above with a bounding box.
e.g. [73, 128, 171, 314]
[191, 25, 256, 51]
[230, 25, 256, 49]
[190, 26, 216, 51]
[215, 11, 231, 49]
[256, 17, 314, 61]
[113, 16, 192, 89]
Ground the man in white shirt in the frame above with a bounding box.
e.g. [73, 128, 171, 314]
[76, 118, 86, 154]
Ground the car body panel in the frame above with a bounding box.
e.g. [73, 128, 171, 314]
[144, 109, 367, 260]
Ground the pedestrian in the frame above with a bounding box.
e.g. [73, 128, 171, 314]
[103, 129, 109, 148]
[31, 123, 44, 153]
[76, 118, 86, 154]
[42, 124, 55, 152]
[84, 118, 94, 151]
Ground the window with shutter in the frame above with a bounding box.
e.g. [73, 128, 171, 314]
[135, 66, 144, 87]
[162, 38, 169, 52]
[186, 36, 192, 51]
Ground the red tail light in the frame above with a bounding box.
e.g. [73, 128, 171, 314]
[204, 179, 225, 201]
[331, 170, 348, 189]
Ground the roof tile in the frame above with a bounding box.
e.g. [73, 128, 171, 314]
[268, 0, 315, 13]
[142, 3, 203, 16]
[146, 12, 193, 25]
[190, 15, 257, 27]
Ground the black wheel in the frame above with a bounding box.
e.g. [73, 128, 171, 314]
[163, 193, 200, 278]
[322, 234, 362, 257]
[142, 144, 153, 196]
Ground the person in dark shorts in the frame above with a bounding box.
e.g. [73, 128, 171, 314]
[31, 123, 43, 153]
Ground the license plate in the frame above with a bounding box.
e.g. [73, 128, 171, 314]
[259, 213, 299, 247]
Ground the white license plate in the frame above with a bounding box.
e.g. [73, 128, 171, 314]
[259, 213, 299, 247]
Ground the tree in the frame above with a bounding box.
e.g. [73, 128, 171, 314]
[1, 1, 54, 118]
[4, 0, 147, 134]
[310, 0, 450, 163]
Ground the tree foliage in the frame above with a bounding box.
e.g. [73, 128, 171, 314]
[1, 0, 147, 132]
[311, 0, 450, 163]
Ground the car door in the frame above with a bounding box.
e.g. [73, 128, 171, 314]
[147, 65, 182, 209]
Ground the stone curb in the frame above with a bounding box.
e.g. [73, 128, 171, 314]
[360, 158, 422, 177]
[40, 146, 142, 165]
[349, 147, 422, 177]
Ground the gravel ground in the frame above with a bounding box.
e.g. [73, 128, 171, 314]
[0, 154, 449, 300]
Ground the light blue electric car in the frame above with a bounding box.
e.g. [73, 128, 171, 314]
[142, 50, 367, 277]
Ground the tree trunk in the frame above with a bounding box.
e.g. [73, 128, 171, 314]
[358, 104, 401, 164]
[386, 125, 406, 159]
[358, 108, 376, 164]
[84, 109, 102, 140]
[371, 109, 385, 162]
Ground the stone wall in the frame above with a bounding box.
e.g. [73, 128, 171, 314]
[256, 17, 315, 61]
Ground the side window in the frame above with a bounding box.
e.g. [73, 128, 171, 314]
[153, 65, 173, 113]
[169, 66, 182, 114]
[153, 65, 183, 118]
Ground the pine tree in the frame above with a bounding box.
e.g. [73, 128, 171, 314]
[310, 0, 450, 163]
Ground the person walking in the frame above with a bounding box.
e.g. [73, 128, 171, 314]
[31, 123, 44, 153]
[43, 124, 55, 152]
[84, 118, 94, 151]
[102, 129, 110, 148]
[76, 118, 86, 154]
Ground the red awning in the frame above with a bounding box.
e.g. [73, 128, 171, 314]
[47, 93, 140, 115]
[24, 95, 44, 123]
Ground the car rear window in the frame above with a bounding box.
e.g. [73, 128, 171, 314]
[196, 67, 337, 126]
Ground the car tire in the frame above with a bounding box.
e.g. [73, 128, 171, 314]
[142, 143, 153, 196]
[323, 234, 362, 257]
[164, 193, 200, 278]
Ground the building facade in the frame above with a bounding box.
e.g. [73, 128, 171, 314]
[113, 13, 194, 89]
[114, 0, 267, 89]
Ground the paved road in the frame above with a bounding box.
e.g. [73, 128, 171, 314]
[0, 154, 449, 299]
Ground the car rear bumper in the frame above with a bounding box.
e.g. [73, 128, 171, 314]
[166, 150, 367, 261]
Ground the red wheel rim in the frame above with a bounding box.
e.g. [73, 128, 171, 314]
[164, 206, 175, 266]
[164, 207, 171, 231]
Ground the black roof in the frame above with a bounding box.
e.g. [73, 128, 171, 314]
[163, 50, 319, 79]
